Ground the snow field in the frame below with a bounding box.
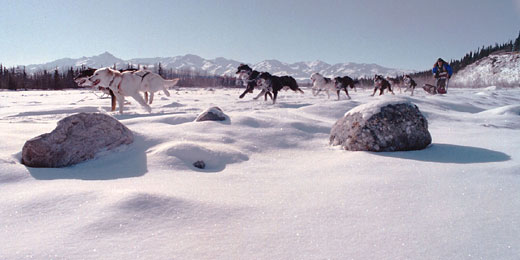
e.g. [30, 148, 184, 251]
[0, 86, 519, 259]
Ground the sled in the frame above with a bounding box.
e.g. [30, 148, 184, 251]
[423, 84, 438, 95]
[423, 78, 448, 95]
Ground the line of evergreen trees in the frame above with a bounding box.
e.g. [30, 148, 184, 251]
[0, 63, 239, 90]
[411, 30, 520, 78]
[0, 65, 79, 90]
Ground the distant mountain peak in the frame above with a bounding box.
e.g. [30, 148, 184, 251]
[97, 51, 116, 58]
[22, 52, 414, 81]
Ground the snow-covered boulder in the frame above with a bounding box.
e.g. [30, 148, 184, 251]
[21, 113, 133, 167]
[330, 99, 431, 152]
[195, 107, 228, 122]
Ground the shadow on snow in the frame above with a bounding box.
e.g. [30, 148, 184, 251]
[376, 143, 511, 164]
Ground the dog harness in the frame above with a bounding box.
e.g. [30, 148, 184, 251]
[135, 71, 151, 82]
[108, 74, 124, 94]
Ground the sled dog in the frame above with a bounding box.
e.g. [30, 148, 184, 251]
[371, 75, 395, 96]
[333, 76, 358, 100]
[311, 73, 337, 99]
[255, 72, 304, 104]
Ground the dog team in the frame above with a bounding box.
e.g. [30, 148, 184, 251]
[75, 65, 418, 113]
[237, 63, 418, 102]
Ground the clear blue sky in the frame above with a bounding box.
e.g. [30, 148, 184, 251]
[1, 0, 519, 70]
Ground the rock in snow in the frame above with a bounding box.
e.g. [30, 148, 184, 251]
[195, 107, 228, 122]
[330, 99, 431, 152]
[21, 113, 133, 167]
[193, 160, 206, 169]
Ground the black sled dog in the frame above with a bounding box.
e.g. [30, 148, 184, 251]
[371, 75, 395, 96]
[236, 64, 263, 99]
[333, 76, 358, 100]
[256, 72, 304, 104]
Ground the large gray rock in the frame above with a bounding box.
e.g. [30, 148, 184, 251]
[195, 107, 228, 122]
[22, 113, 133, 167]
[330, 99, 431, 152]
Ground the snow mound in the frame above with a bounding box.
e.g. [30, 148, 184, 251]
[149, 142, 248, 172]
[452, 53, 520, 87]
[478, 105, 520, 116]
[85, 193, 245, 234]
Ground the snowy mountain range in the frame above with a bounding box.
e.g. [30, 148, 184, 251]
[24, 52, 414, 81]
[452, 52, 520, 88]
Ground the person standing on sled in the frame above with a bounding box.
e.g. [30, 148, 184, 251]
[432, 58, 453, 94]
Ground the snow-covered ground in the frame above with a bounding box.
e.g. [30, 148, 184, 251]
[1, 86, 519, 259]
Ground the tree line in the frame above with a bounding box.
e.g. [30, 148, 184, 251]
[411, 30, 520, 79]
[0, 63, 240, 90]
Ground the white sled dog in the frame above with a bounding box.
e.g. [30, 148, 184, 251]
[88, 68, 179, 113]
[310, 72, 336, 99]
[132, 70, 179, 104]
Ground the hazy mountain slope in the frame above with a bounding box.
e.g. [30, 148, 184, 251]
[452, 52, 520, 87]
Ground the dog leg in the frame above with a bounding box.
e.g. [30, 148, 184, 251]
[254, 89, 265, 100]
[239, 85, 253, 99]
[149, 92, 154, 104]
[370, 88, 377, 96]
[344, 88, 351, 100]
[114, 92, 125, 114]
[266, 92, 273, 101]
[162, 87, 170, 97]
[144, 92, 149, 104]
[131, 93, 152, 113]
[272, 91, 278, 104]
[336, 90, 341, 100]
[110, 90, 116, 111]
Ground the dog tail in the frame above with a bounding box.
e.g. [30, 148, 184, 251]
[166, 78, 180, 88]
[163, 78, 179, 97]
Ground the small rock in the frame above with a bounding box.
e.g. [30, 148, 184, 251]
[193, 160, 206, 169]
[195, 107, 228, 122]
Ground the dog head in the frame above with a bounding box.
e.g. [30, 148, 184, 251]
[310, 72, 323, 84]
[74, 68, 97, 87]
[374, 75, 384, 85]
[236, 64, 254, 81]
[89, 67, 119, 87]
[236, 64, 252, 74]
